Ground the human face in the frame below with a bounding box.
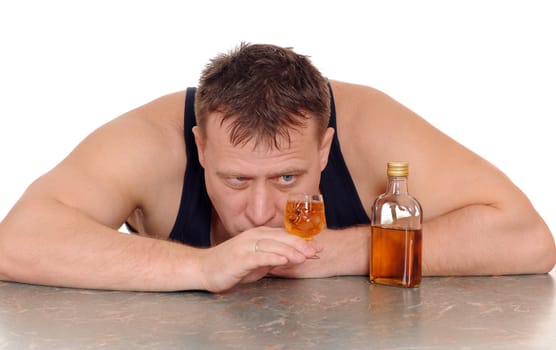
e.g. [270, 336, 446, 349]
[193, 115, 334, 238]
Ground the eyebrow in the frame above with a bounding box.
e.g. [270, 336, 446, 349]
[268, 168, 306, 178]
[216, 167, 306, 178]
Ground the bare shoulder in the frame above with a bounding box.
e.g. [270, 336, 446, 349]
[329, 80, 406, 150]
[128, 91, 187, 134]
[329, 80, 407, 125]
[103, 90, 188, 235]
[328, 80, 409, 208]
[329, 80, 382, 106]
[83, 90, 187, 180]
[328, 80, 527, 219]
[25, 91, 188, 236]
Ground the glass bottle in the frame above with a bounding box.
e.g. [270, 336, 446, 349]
[370, 161, 423, 288]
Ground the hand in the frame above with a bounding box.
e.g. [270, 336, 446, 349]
[197, 227, 322, 293]
[270, 226, 371, 278]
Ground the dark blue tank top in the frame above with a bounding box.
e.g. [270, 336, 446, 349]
[168, 86, 370, 246]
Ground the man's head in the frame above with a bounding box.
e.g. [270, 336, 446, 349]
[194, 42, 330, 149]
[192, 43, 334, 237]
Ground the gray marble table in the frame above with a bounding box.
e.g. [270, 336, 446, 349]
[1, 273, 555, 349]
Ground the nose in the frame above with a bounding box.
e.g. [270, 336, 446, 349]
[245, 185, 278, 227]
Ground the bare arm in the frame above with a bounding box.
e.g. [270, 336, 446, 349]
[276, 82, 555, 278]
[0, 92, 318, 291]
[0, 191, 205, 291]
[274, 204, 554, 279]
[0, 93, 203, 290]
[366, 90, 556, 276]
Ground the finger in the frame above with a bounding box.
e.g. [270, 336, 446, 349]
[255, 228, 322, 257]
[275, 234, 322, 258]
[252, 238, 311, 263]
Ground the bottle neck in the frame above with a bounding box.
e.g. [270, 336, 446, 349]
[387, 176, 409, 195]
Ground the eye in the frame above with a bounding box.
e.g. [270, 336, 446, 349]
[227, 176, 248, 188]
[277, 175, 295, 185]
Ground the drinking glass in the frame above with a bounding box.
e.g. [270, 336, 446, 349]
[284, 193, 326, 259]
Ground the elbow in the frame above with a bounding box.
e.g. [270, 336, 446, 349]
[536, 246, 556, 275]
[540, 242, 556, 275]
[527, 221, 556, 274]
[0, 211, 39, 283]
[0, 221, 14, 282]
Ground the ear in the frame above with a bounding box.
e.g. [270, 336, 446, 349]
[319, 127, 335, 171]
[192, 126, 206, 168]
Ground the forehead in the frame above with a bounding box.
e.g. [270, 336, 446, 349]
[203, 112, 320, 148]
[202, 114, 321, 171]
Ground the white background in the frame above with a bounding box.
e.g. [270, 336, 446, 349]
[1, 1, 555, 257]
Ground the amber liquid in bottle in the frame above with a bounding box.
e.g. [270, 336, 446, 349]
[370, 225, 422, 287]
[370, 161, 423, 288]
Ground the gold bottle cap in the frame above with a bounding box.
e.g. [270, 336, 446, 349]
[387, 161, 409, 177]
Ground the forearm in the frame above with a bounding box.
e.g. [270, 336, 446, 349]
[321, 226, 371, 275]
[423, 204, 555, 276]
[275, 202, 555, 279]
[0, 198, 203, 292]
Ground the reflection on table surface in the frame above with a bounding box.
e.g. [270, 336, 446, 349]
[1, 274, 555, 349]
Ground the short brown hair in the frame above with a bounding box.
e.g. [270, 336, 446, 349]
[195, 43, 330, 149]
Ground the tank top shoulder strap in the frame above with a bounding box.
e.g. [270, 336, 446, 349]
[168, 87, 212, 246]
[320, 82, 371, 228]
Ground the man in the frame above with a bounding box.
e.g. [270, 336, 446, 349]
[0, 43, 554, 292]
